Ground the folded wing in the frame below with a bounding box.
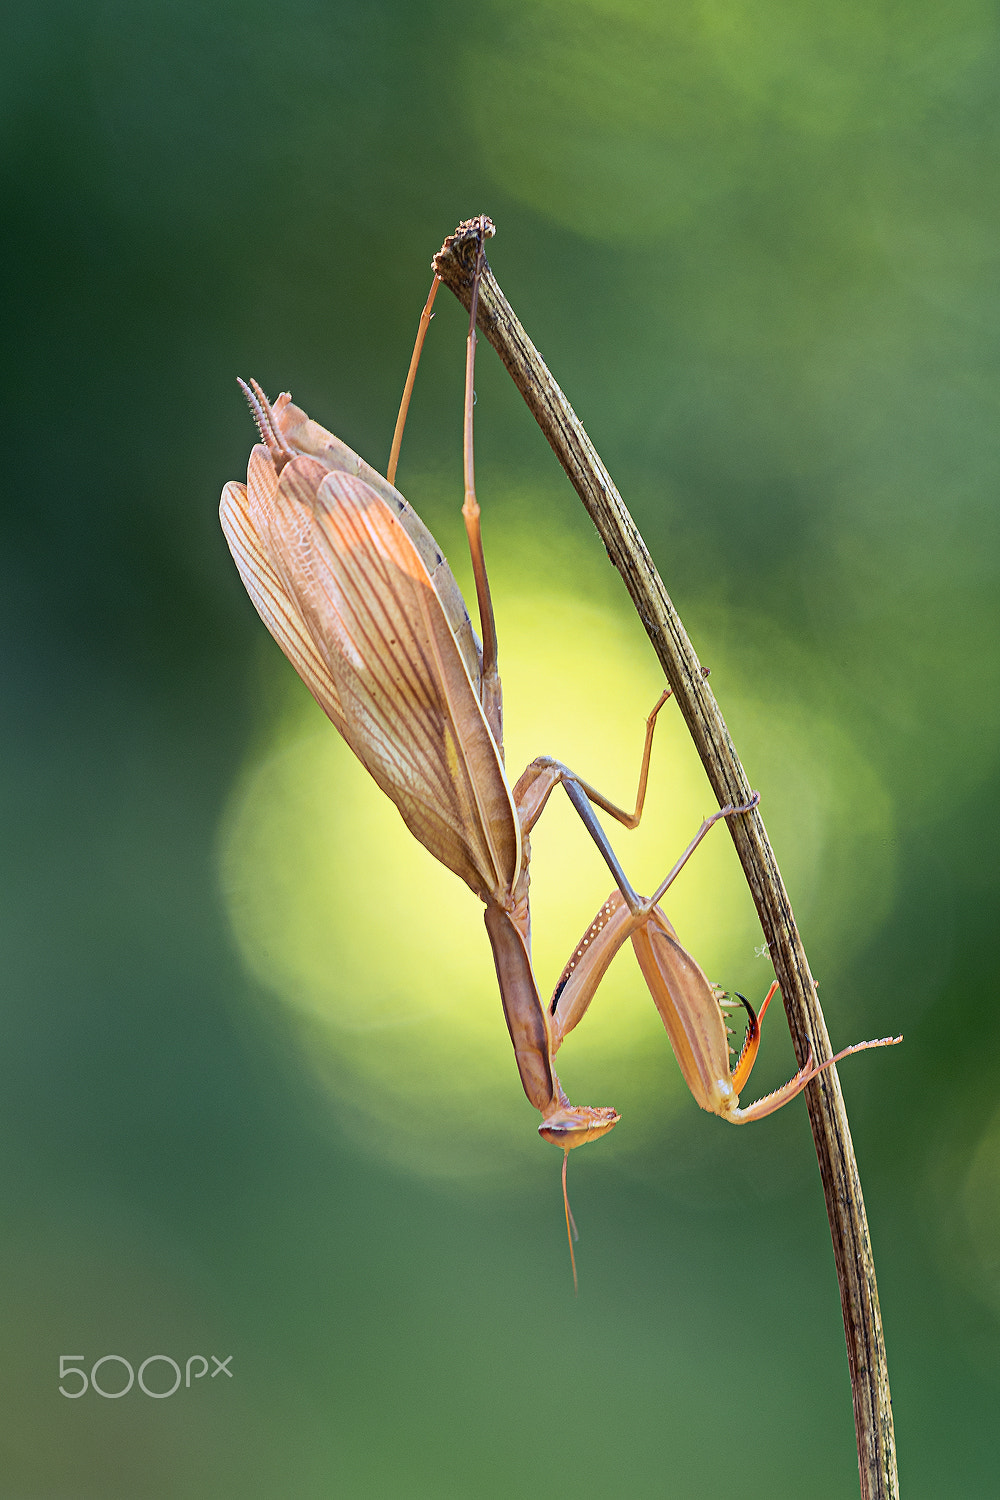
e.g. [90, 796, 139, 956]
[222, 450, 520, 904]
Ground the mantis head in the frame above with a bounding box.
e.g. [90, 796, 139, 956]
[538, 1103, 621, 1149]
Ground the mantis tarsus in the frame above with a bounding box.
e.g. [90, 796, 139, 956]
[220, 216, 900, 1284]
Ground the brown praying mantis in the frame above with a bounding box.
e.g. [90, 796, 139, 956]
[220, 217, 900, 1281]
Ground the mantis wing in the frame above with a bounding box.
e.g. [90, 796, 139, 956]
[222, 449, 350, 739]
[269, 392, 484, 695]
[222, 450, 520, 904]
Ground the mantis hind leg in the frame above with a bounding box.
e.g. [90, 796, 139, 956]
[512, 684, 757, 909]
[513, 687, 676, 844]
[386, 218, 504, 753]
[387, 276, 441, 487]
[458, 218, 502, 749]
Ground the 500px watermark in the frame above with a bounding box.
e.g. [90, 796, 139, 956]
[58, 1354, 233, 1399]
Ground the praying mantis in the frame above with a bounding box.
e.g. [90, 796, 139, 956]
[220, 217, 899, 1279]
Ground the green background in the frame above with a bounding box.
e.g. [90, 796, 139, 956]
[4, 2, 999, 1495]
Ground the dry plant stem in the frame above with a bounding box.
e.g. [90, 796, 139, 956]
[433, 221, 897, 1500]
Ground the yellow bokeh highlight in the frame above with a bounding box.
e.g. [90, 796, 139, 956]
[218, 500, 895, 1183]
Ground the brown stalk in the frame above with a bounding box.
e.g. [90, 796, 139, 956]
[433, 218, 897, 1500]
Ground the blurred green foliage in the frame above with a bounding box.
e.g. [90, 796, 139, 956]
[3, 1, 999, 1494]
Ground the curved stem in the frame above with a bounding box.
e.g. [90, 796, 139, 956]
[433, 217, 897, 1500]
